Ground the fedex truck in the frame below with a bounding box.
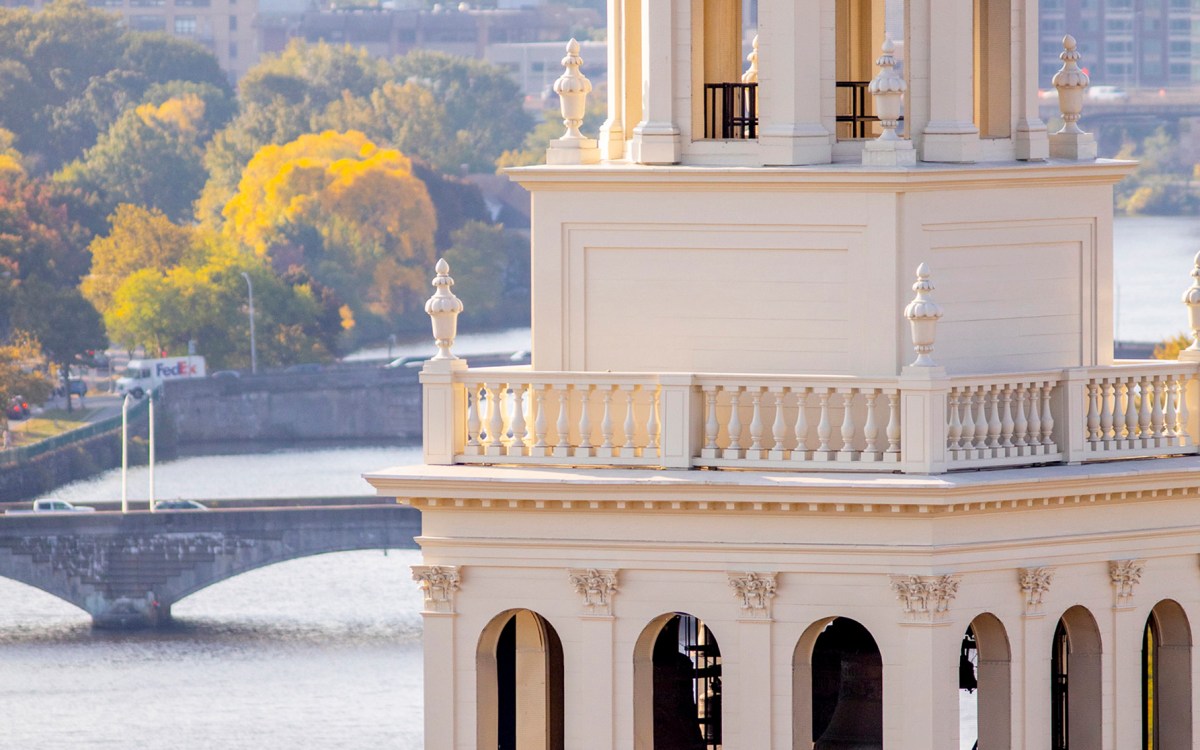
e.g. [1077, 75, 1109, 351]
[116, 356, 207, 398]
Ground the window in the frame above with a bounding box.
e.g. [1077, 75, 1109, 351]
[228, 40, 237, 58]
[174, 15, 196, 34]
[229, 13, 236, 30]
[128, 14, 166, 30]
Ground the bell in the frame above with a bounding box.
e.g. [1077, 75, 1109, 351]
[814, 655, 884, 750]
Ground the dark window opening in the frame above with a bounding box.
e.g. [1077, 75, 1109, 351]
[652, 614, 722, 750]
[812, 618, 883, 750]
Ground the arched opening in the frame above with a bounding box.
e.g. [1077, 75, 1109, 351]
[633, 613, 723, 750]
[692, 0, 758, 140]
[793, 617, 883, 749]
[973, 0, 1011, 138]
[960, 613, 1012, 750]
[1144, 600, 1192, 750]
[477, 609, 565, 750]
[1052, 606, 1102, 750]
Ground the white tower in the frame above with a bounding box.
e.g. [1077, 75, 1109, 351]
[368, 7, 1200, 750]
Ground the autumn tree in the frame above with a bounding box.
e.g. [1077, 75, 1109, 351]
[442, 221, 530, 328]
[10, 281, 105, 412]
[81, 204, 200, 313]
[222, 130, 436, 337]
[0, 332, 54, 428]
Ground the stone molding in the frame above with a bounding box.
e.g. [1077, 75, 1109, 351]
[1019, 567, 1055, 616]
[568, 568, 618, 616]
[891, 574, 960, 622]
[1109, 559, 1144, 609]
[727, 571, 777, 620]
[412, 565, 461, 614]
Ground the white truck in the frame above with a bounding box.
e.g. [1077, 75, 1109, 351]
[5, 499, 97, 514]
[116, 356, 207, 399]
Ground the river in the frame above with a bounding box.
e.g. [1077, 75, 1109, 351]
[3, 216, 1200, 748]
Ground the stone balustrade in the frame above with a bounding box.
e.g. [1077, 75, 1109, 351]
[420, 361, 1200, 475]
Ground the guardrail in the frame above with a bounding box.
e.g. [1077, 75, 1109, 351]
[421, 359, 1200, 475]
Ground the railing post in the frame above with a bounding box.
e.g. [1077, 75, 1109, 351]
[658, 374, 699, 469]
[1058, 368, 1091, 464]
[421, 359, 468, 465]
[898, 367, 949, 474]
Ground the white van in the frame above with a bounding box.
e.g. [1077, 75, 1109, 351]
[116, 356, 207, 398]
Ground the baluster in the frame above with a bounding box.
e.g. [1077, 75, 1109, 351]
[465, 383, 482, 452]
[1100, 382, 1115, 443]
[748, 387, 765, 458]
[815, 389, 833, 458]
[1151, 376, 1165, 439]
[986, 387, 1002, 450]
[577, 383, 594, 456]
[1111, 380, 1126, 444]
[554, 387, 571, 457]
[862, 389, 880, 460]
[1178, 376, 1192, 446]
[837, 389, 857, 461]
[1138, 376, 1153, 445]
[947, 389, 963, 455]
[703, 386, 720, 457]
[646, 387, 661, 453]
[620, 385, 638, 457]
[1012, 385, 1028, 450]
[532, 386, 549, 454]
[960, 389, 977, 456]
[1085, 382, 1100, 444]
[599, 386, 615, 453]
[1041, 382, 1055, 447]
[1125, 378, 1141, 442]
[1164, 376, 1178, 439]
[724, 387, 743, 459]
[485, 382, 504, 456]
[1000, 386, 1015, 450]
[885, 391, 901, 455]
[1027, 382, 1042, 452]
[508, 383, 528, 456]
[769, 387, 787, 460]
[974, 386, 989, 451]
[792, 388, 810, 460]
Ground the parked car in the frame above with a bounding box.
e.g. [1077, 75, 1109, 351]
[210, 370, 241, 380]
[154, 500, 208, 511]
[6, 396, 29, 420]
[1087, 85, 1129, 102]
[53, 379, 87, 398]
[5, 499, 96, 514]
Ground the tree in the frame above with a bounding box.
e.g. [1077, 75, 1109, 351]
[221, 130, 437, 335]
[82, 204, 199, 313]
[10, 282, 104, 411]
[442, 221, 530, 328]
[0, 332, 54, 429]
[57, 94, 211, 221]
[239, 40, 387, 111]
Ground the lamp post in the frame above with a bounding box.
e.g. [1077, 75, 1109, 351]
[241, 272, 257, 375]
[121, 394, 132, 513]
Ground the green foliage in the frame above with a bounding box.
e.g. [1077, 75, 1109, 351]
[1115, 127, 1200, 216]
[442, 221, 530, 329]
[0, 332, 54, 424]
[10, 280, 105, 410]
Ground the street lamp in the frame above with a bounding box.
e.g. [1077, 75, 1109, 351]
[241, 272, 257, 375]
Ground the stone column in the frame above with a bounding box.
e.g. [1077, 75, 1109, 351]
[1013, 0, 1049, 159]
[422, 611, 457, 748]
[888, 575, 962, 748]
[569, 568, 618, 748]
[630, 0, 681, 164]
[728, 571, 776, 747]
[1110, 560, 1146, 749]
[912, 0, 979, 162]
[599, 0, 625, 160]
[420, 359, 467, 465]
[756, 0, 831, 165]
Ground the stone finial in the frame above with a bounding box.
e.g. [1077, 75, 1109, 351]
[1109, 559, 1144, 609]
[547, 39, 600, 165]
[863, 36, 915, 166]
[425, 258, 464, 361]
[1019, 567, 1055, 616]
[1182, 253, 1200, 354]
[568, 568, 618, 616]
[903, 263, 944, 367]
[728, 571, 777, 620]
[1049, 36, 1098, 159]
[412, 565, 461, 614]
[741, 34, 759, 84]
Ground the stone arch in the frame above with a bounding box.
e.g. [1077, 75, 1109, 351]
[476, 609, 565, 750]
[1144, 599, 1192, 750]
[960, 612, 1012, 750]
[633, 612, 723, 750]
[973, 0, 1012, 138]
[1052, 605, 1102, 750]
[793, 616, 883, 749]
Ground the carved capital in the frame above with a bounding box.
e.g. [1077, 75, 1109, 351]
[1109, 559, 1145, 609]
[1019, 567, 1055, 616]
[568, 568, 618, 616]
[728, 571, 777, 620]
[891, 574, 960, 622]
[412, 565, 461, 614]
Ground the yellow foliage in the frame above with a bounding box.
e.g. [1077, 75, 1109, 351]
[0, 153, 24, 177]
[137, 94, 206, 134]
[83, 204, 199, 314]
[1153, 333, 1192, 360]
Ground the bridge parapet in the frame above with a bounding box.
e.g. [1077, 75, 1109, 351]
[0, 506, 420, 628]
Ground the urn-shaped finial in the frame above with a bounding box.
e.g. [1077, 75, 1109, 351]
[1183, 252, 1200, 352]
[868, 35, 906, 141]
[553, 39, 592, 142]
[904, 263, 944, 367]
[741, 34, 759, 84]
[425, 258, 464, 361]
[1052, 35, 1090, 135]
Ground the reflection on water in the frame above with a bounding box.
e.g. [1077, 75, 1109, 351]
[0, 550, 425, 749]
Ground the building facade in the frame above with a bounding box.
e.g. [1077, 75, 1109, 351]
[367, 1, 1200, 748]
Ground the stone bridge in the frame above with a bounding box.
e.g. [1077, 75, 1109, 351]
[0, 506, 420, 629]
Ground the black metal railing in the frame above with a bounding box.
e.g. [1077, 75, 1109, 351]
[836, 80, 877, 139]
[703, 82, 758, 140]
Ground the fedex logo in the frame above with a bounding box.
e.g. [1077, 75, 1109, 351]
[155, 360, 199, 377]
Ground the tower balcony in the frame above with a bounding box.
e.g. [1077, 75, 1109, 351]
[420, 358, 1200, 476]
